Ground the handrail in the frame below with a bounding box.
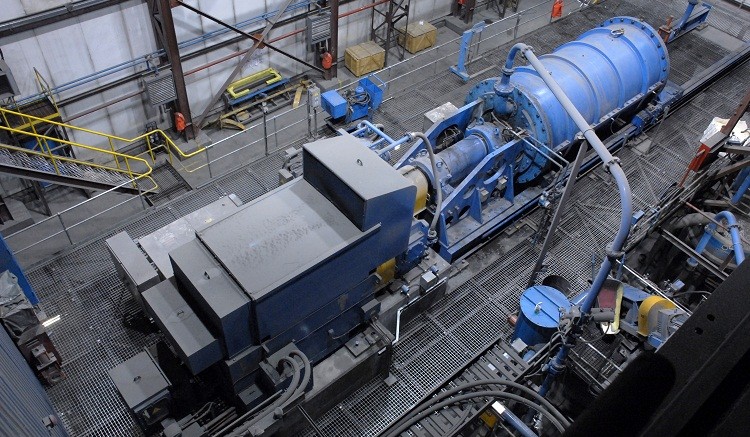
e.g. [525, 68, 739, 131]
[0, 107, 158, 192]
[0, 105, 203, 166]
[4, 0, 572, 262]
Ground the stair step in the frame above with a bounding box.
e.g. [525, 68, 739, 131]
[0, 147, 142, 190]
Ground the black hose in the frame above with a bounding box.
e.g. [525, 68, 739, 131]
[288, 350, 311, 403]
[228, 356, 301, 437]
[384, 390, 565, 437]
[404, 379, 569, 428]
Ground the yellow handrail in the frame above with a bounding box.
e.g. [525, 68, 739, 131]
[0, 107, 159, 191]
[0, 106, 205, 168]
[0, 141, 156, 189]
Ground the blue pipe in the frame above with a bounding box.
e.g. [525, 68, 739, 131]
[676, 0, 699, 30]
[497, 45, 524, 93]
[731, 169, 750, 205]
[358, 121, 396, 144]
[377, 135, 412, 156]
[495, 402, 538, 437]
[690, 211, 745, 266]
[506, 44, 633, 396]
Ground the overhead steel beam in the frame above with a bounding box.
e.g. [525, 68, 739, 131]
[175, 1, 324, 74]
[0, 0, 127, 39]
[175, 0, 323, 128]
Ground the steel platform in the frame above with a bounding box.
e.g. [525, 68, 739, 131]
[22, 0, 750, 435]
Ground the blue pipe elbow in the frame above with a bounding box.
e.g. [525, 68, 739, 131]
[689, 211, 745, 266]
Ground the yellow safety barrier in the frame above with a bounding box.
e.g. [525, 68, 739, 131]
[226, 68, 283, 100]
[0, 106, 165, 190]
[0, 105, 206, 178]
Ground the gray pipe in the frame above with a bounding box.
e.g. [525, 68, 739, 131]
[671, 212, 711, 231]
[503, 44, 634, 395]
[410, 132, 442, 240]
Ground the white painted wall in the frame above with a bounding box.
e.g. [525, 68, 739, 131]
[0, 0, 451, 161]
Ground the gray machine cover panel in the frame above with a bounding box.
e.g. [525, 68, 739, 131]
[138, 195, 242, 278]
[302, 134, 415, 231]
[105, 231, 159, 296]
[142, 279, 221, 374]
[108, 351, 170, 410]
[198, 179, 377, 341]
[169, 239, 253, 356]
[198, 180, 364, 300]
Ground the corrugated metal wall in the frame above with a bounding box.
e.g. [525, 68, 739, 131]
[0, 326, 68, 437]
[0, 0, 451, 162]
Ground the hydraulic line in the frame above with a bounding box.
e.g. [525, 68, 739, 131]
[400, 378, 570, 428]
[288, 350, 311, 402]
[410, 132, 442, 240]
[385, 390, 565, 437]
[223, 356, 301, 437]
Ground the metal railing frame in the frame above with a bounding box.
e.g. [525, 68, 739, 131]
[5, 0, 579, 260]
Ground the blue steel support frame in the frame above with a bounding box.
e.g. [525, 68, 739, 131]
[450, 22, 487, 82]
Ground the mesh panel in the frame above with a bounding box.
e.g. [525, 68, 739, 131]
[25, 0, 750, 435]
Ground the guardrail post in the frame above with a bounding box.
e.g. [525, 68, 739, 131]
[273, 117, 279, 152]
[206, 145, 213, 179]
[57, 213, 73, 245]
[262, 102, 269, 157]
[135, 178, 147, 210]
[109, 137, 121, 169]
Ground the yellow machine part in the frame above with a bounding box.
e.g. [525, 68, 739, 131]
[226, 68, 283, 99]
[376, 258, 396, 284]
[479, 410, 498, 428]
[400, 165, 428, 214]
[637, 296, 677, 336]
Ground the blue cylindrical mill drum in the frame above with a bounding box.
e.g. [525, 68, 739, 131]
[483, 17, 669, 182]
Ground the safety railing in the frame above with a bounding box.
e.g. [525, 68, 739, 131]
[167, 0, 573, 177]
[4, 0, 583, 264]
[0, 106, 157, 188]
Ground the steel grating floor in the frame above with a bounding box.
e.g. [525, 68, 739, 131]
[23, 0, 750, 435]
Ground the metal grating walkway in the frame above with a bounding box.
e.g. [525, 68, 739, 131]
[20, 0, 750, 435]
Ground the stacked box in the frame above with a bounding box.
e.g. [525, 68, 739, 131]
[345, 41, 385, 76]
[398, 22, 437, 54]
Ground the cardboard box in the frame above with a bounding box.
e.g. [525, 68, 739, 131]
[345, 41, 385, 76]
[398, 21, 437, 54]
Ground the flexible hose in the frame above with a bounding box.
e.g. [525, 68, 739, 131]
[384, 390, 565, 437]
[399, 379, 569, 428]
[502, 44, 634, 396]
[288, 350, 311, 403]
[410, 132, 442, 239]
[227, 356, 301, 437]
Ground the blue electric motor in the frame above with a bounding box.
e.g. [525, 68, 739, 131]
[321, 75, 385, 123]
[513, 285, 571, 346]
